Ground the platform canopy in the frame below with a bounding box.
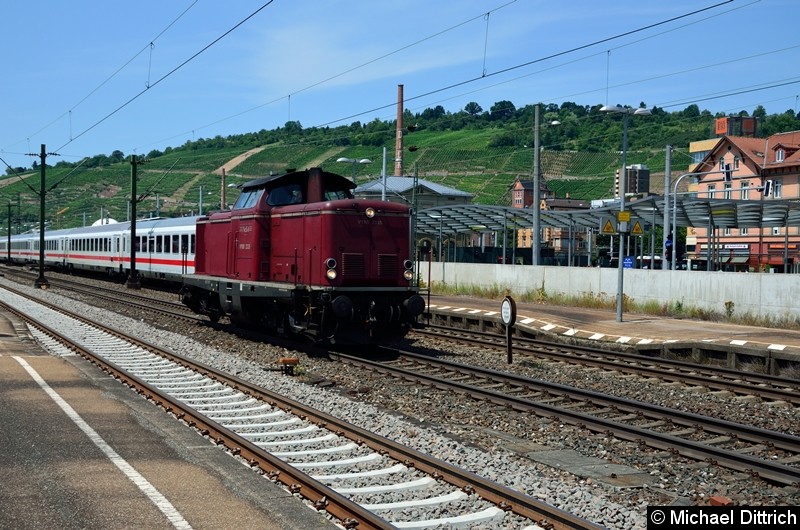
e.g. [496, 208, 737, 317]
[414, 195, 800, 235]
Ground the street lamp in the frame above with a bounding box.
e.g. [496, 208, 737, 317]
[671, 169, 724, 271]
[601, 104, 651, 322]
[336, 157, 372, 185]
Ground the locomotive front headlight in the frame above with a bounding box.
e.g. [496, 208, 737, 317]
[325, 257, 337, 280]
[403, 259, 413, 270]
[403, 270, 414, 281]
[365, 207, 376, 218]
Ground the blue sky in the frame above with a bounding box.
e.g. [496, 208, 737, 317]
[2, 0, 798, 171]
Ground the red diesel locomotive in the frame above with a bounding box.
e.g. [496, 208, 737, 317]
[180, 167, 425, 344]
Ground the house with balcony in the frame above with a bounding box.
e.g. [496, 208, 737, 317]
[690, 130, 800, 272]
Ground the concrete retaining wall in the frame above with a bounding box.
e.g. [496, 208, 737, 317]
[420, 261, 800, 319]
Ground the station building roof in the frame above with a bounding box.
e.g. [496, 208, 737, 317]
[414, 195, 800, 235]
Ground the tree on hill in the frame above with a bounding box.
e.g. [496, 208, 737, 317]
[489, 100, 515, 121]
[464, 101, 482, 116]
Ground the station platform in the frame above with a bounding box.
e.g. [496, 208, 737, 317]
[0, 307, 336, 530]
[426, 293, 800, 358]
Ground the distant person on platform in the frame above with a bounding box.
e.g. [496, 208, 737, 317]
[664, 233, 673, 268]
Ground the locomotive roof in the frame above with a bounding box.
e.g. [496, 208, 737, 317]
[240, 168, 356, 192]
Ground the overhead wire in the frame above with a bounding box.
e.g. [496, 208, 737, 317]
[23, 0, 200, 143]
[9, 0, 792, 178]
[135, 0, 782, 160]
[312, 0, 736, 128]
[54, 1, 276, 153]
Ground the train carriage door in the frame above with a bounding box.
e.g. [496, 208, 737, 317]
[60, 237, 68, 268]
[144, 229, 155, 274]
[179, 233, 190, 274]
[227, 231, 236, 276]
[234, 224, 255, 279]
[114, 234, 123, 274]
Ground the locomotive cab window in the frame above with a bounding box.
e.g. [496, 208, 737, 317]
[233, 190, 259, 210]
[267, 183, 304, 206]
[323, 179, 354, 201]
[324, 189, 352, 201]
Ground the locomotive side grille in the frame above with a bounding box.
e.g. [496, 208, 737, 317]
[378, 254, 398, 277]
[341, 253, 365, 277]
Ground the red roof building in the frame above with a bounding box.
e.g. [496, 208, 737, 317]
[690, 130, 800, 271]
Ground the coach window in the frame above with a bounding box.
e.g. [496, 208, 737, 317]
[171, 235, 179, 253]
[156, 235, 163, 253]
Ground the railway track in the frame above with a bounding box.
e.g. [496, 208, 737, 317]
[332, 348, 800, 487]
[416, 325, 800, 406]
[1, 267, 199, 322]
[0, 284, 601, 530]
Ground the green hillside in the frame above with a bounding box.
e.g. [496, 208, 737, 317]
[2, 99, 795, 230]
[0, 141, 677, 231]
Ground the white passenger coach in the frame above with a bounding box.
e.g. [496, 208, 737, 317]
[0, 216, 198, 283]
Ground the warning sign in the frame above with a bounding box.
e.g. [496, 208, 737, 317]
[601, 218, 616, 235]
[631, 220, 644, 235]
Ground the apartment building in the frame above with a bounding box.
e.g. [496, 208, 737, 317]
[690, 130, 800, 272]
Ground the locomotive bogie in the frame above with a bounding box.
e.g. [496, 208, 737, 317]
[180, 273, 424, 344]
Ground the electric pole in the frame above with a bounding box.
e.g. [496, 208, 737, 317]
[126, 155, 145, 289]
[28, 144, 58, 289]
